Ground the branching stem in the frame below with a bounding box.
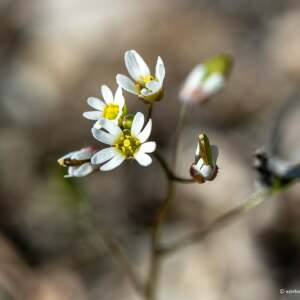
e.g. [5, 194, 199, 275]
[154, 152, 195, 183]
[146, 103, 190, 300]
[159, 187, 276, 256]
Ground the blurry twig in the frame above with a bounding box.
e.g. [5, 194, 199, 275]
[78, 202, 145, 297]
[159, 182, 297, 256]
[160, 188, 272, 255]
[269, 90, 300, 156]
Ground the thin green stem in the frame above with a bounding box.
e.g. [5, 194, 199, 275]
[146, 180, 174, 300]
[147, 103, 153, 121]
[171, 103, 188, 169]
[146, 103, 190, 300]
[154, 152, 195, 183]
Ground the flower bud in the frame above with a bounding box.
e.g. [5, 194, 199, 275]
[58, 147, 97, 178]
[190, 134, 219, 183]
[180, 54, 233, 105]
[121, 113, 135, 130]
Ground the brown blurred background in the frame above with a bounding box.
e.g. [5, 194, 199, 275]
[1, 0, 300, 299]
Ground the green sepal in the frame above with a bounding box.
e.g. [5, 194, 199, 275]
[120, 113, 134, 130]
[199, 133, 213, 167]
[203, 54, 233, 81]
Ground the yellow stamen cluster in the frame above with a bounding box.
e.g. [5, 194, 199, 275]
[103, 104, 119, 120]
[135, 75, 155, 92]
[115, 131, 141, 158]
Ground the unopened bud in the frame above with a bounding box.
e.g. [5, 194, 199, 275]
[180, 54, 233, 105]
[190, 134, 219, 183]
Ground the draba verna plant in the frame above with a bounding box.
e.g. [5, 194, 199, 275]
[58, 50, 300, 300]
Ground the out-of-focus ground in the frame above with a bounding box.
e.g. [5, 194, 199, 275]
[1, 0, 300, 299]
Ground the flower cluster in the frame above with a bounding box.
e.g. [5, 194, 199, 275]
[59, 50, 163, 177]
[58, 50, 230, 179]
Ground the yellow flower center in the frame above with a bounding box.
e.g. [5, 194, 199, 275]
[115, 131, 141, 158]
[103, 104, 119, 120]
[135, 75, 155, 92]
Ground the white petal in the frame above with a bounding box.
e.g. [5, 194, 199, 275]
[114, 86, 125, 113]
[180, 64, 206, 103]
[116, 74, 138, 95]
[73, 163, 94, 177]
[114, 86, 123, 104]
[200, 164, 213, 179]
[91, 147, 119, 164]
[211, 145, 219, 166]
[59, 151, 76, 161]
[125, 50, 150, 80]
[138, 119, 152, 143]
[195, 158, 204, 171]
[100, 152, 125, 171]
[155, 56, 165, 83]
[64, 174, 73, 178]
[101, 119, 122, 136]
[195, 143, 200, 157]
[185, 65, 205, 90]
[87, 97, 105, 110]
[146, 80, 161, 93]
[134, 151, 152, 167]
[101, 85, 114, 104]
[83, 111, 103, 120]
[72, 148, 93, 160]
[131, 112, 145, 137]
[93, 118, 106, 129]
[64, 166, 76, 178]
[140, 88, 154, 97]
[139, 141, 156, 153]
[92, 128, 116, 145]
[202, 74, 225, 95]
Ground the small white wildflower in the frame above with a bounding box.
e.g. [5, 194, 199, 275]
[190, 134, 219, 183]
[116, 50, 165, 102]
[91, 112, 156, 171]
[58, 147, 97, 178]
[83, 85, 126, 127]
[180, 54, 232, 105]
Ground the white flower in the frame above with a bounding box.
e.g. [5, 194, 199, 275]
[116, 50, 165, 102]
[91, 112, 156, 171]
[180, 54, 232, 105]
[190, 134, 219, 183]
[83, 85, 125, 127]
[58, 147, 97, 178]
